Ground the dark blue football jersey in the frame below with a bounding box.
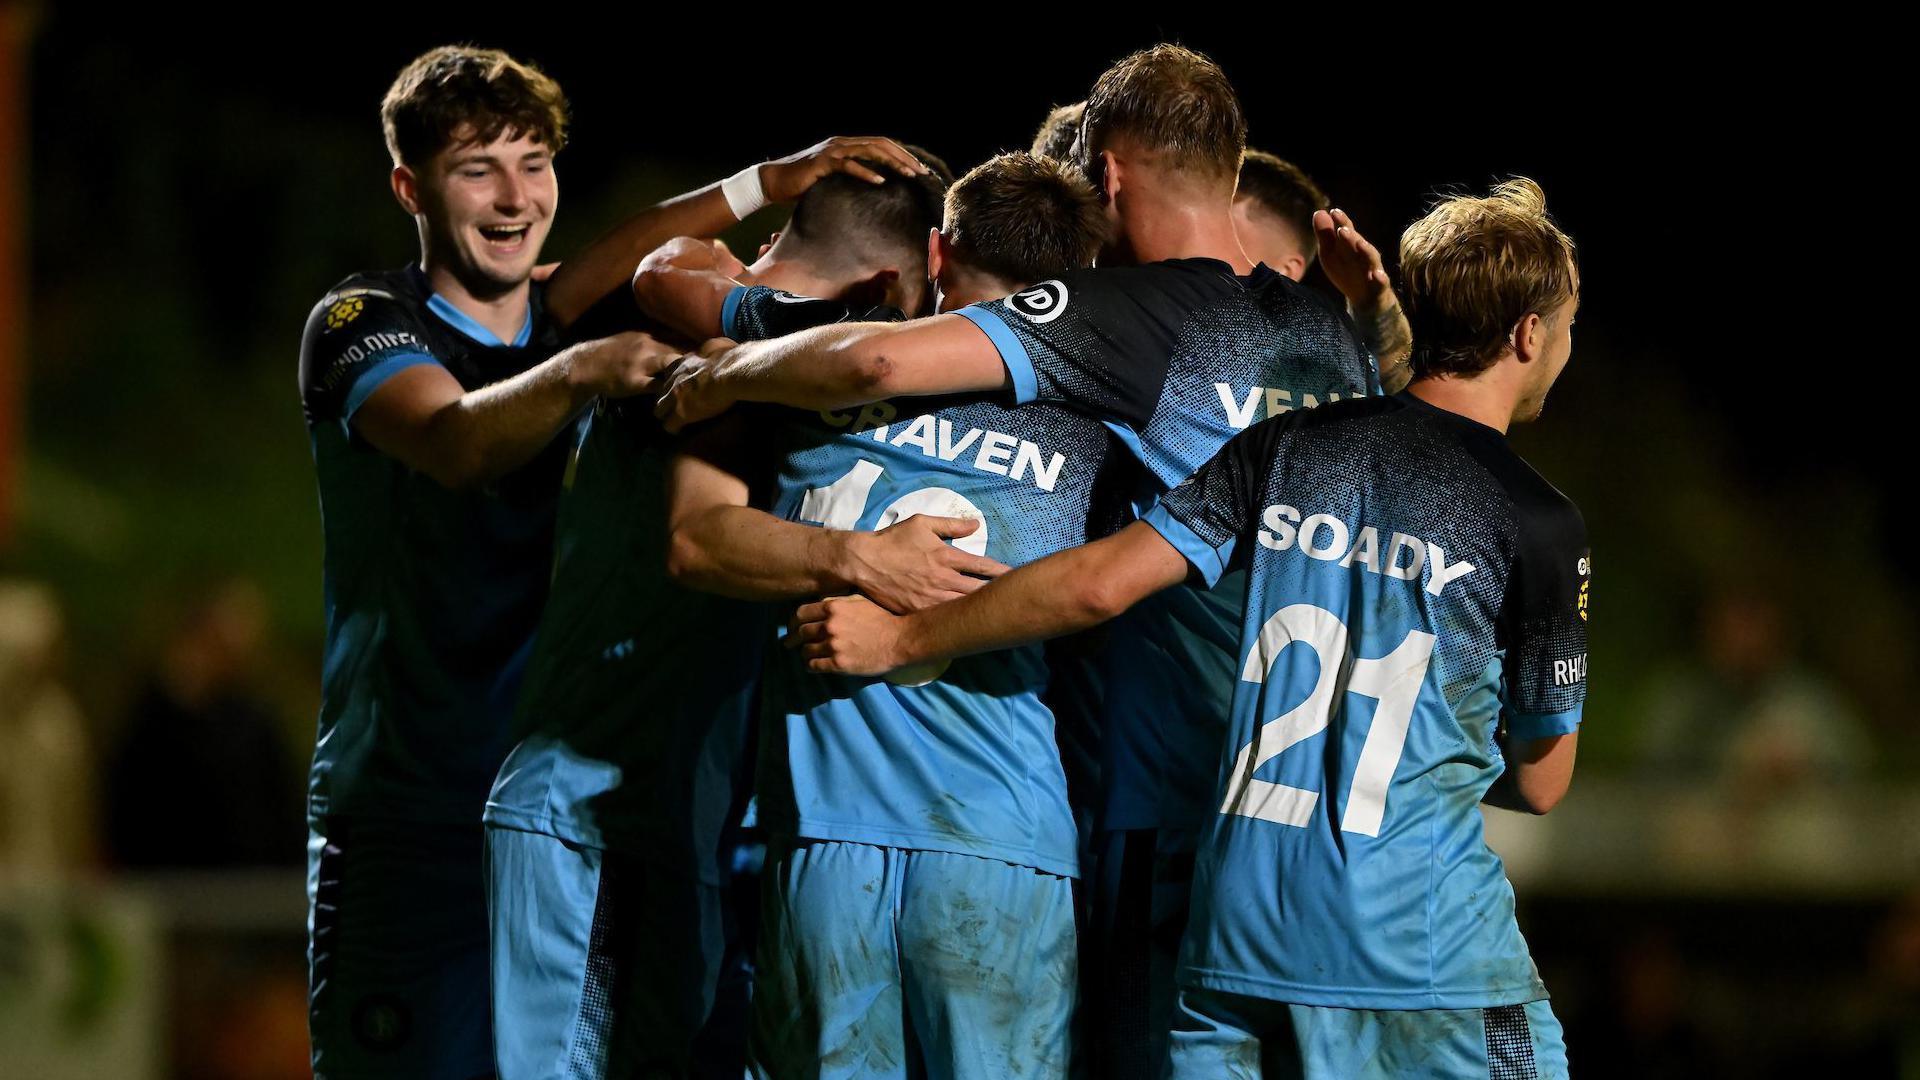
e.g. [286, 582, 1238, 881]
[955, 260, 1379, 832]
[1142, 392, 1590, 1008]
[297, 265, 567, 825]
[484, 283, 901, 881]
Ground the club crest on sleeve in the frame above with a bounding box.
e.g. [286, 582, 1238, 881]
[1006, 280, 1069, 324]
[1576, 554, 1591, 621]
[325, 296, 366, 330]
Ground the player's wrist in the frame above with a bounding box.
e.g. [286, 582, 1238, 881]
[721, 163, 770, 221]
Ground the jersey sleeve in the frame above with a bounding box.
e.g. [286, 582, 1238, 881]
[952, 269, 1184, 429]
[722, 285, 856, 342]
[298, 285, 441, 426]
[1140, 414, 1292, 587]
[1500, 502, 1591, 741]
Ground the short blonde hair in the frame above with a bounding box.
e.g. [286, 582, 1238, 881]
[1399, 178, 1578, 378]
[1082, 44, 1245, 187]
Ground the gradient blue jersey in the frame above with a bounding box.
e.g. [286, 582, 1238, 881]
[753, 294, 1131, 877]
[298, 266, 566, 825]
[1142, 393, 1590, 1008]
[955, 260, 1377, 831]
[483, 285, 879, 881]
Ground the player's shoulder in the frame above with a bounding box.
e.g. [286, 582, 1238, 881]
[304, 266, 428, 339]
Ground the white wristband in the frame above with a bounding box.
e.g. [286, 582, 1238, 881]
[721, 163, 769, 221]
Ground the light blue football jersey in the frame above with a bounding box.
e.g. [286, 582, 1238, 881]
[1143, 393, 1589, 1009]
[755, 387, 1131, 878]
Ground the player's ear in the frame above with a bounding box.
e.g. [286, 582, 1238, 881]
[926, 228, 946, 285]
[759, 231, 780, 260]
[1512, 312, 1544, 365]
[843, 267, 901, 312]
[1099, 150, 1123, 203]
[1279, 253, 1308, 282]
[391, 165, 422, 215]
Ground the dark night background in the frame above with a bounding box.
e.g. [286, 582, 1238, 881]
[2, 15, 1912, 1079]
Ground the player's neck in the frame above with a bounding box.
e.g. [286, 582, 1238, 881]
[741, 255, 847, 305]
[1407, 372, 1521, 435]
[421, 263, 532, 344]
[1115, 197, 1254, 273]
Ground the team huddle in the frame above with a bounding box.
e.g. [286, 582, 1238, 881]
[298, 41, 1588, 1080]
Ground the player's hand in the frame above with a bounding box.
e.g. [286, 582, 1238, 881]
[760, 137, 930, 202]
[653, 338, 739, 432]
[571, 331, 680, 399]
[788, 594, 910, 676]
[1313, 208, 1395, 315]
[844, 516, 1010, 614]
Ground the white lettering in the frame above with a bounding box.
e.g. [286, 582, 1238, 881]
[1217, 383, 1261, 429]
[890, 414, 936, 454]
[1258, 504, 1300, 550]
[1265, 387, 1293, 417]
[1384, 533, 1425, 580]
[1299, 514, 1350, 561]
[974, 431, 1017, 475]
[1424, 541, 1477, 597]
[1340, 525, 1382, 572]
[1011, 441, 1066, 492]
[936, 419, 982, 461]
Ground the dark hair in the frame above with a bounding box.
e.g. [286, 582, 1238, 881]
[944, 153, 1106, 285]
[782, 143, 949, 274]
[381, 45, 568, 166]
[1081, 44, 1244, 186]
[1030, 102, 1085, 162]
[1399, 178, 1579, 379]
[1237, 149, 1328, 262]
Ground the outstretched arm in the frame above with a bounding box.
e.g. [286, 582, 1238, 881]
[789, 520, 1192, 676]
[654, 315, 1010, 433]
[666, 416, 1008, 611]
[355, 331, 674, 490]
[1313, 208, 1415, 393]
[544, 136, 930, 328]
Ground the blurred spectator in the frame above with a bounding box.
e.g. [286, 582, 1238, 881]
[1636, 590, 1871, 790]
[104, 577, 302, 869]
[0, 580, 96, 879]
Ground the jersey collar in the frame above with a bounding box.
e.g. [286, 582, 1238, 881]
[425, 291, 534, 348]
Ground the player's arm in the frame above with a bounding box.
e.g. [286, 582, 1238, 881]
[1313, 208, 1414, 393]
[666, 415, 1009, 611]
[792, 414, 1279, 674]
[654, 315, 1012, 433]
[353, 331, 674, 490]
[630, 236, 750, 341]
[790, 520, 1191, 675]
[1481, 505, 1592, 815]
[656, 272, 1180, 434]
[1482, 732, 1579, 815]
[544, 137, 931, 328]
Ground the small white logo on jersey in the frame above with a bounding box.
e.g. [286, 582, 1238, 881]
[772, 291, 819, 304]
[1554, 653, 1588, 686]
[1006, 280, 1068, 323]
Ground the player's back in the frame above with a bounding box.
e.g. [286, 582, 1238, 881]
[757, 390, 1131, 877]
[298, 265, 569, 825]
[1150, 392, 1588, 1008]
[973, 259, 1379, 834]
